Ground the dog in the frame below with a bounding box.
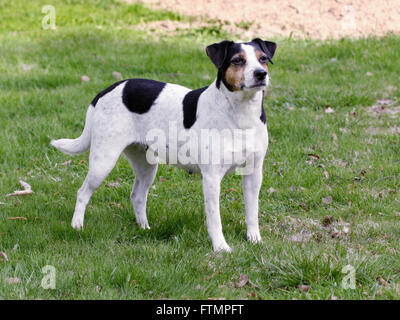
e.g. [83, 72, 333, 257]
[51, 38, 277, 252]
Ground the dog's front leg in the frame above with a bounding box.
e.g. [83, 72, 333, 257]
[242, 159, 264, 243]
[201, 171, 232, 252]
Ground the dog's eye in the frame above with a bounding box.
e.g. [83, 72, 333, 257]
[231, 57, 245, 65]
[259, 56, 268, 63]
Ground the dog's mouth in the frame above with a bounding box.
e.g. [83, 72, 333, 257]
[249, 82, 266, 88]
[241, 81, 266, 90]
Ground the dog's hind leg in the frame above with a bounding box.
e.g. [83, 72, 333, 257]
[123, 144, 158, 229]
[71, 139, 128, 230]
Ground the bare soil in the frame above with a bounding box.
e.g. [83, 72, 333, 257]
[130, 0, 400, 39]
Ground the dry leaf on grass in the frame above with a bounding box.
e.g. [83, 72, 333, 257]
[22, 64, 33, 71]
[112, 71, 122, 80]
[322, 215, 334, 227]
[0, 252, 8, 262]
[60, 160, 72, 166]
[236, 274, 248, 288]
[308, 153, 320, 160]
[268, 187, 276, 194]
[6, 180, 33, 197]
[109, 202, 122, 209]
[106, 178, 121, 188]
[377, 277, 389, 286]
[298, 284, 311, 292]
[325, 106, 335, 114]
[81, 75, 90, 82]
[7, 217, 28, 221]
[322, 196, 333, 204]
[5, 277, 21, 284]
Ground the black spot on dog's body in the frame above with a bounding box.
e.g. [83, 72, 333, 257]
[91, 80, 126, 107]
[260, 91, 266, 124]
[183, 86, 208, 129]
[122, 79, 166, 114]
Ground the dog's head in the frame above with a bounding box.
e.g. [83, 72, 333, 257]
[206, 38, 277, 92]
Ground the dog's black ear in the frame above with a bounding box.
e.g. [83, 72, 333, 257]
[252, 38, 277, 61]
[206, 40, 233, 69]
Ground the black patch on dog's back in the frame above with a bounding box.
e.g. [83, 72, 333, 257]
[183, 86, 208, 128]
[260, 91, 266, 124]
[122, 79, 166, 114]
[91, 80, 126, 107]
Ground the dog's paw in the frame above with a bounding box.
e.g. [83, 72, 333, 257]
[136, 216, 150, 230]
[213, 241, 233, 253]
[71, 215, 84, 231]
[247, 229, 262, 243]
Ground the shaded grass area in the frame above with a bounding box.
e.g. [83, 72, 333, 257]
[0, 0, 400, 299]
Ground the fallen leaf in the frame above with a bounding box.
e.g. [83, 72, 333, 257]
[0, 252, 8, 262]
[60, 160, 72, 166]
[323, 170, 330, 179]
[158, 176, 166, 183]
[308, 153, 320, 160]
[226, 187, 238, 193]
[7, 217, 28, 221]
[112, 71, 122, 80]
[236, 274, 248, 288]
[106, 178, 121, 188]
[322, 196, 333, 204]
[377, 99, 394, 106]
[268, 187, 276, 194]
[81, 75, 90, 82]
[298, 284, 311, 292]
[325, 106, 335, 114]
[22, 64, 32, 71]
[109, 202, 122, 209]
[322, 215, 334, 227]
[299, 202, 307, 209]
[5, 277, 20, 284]
[342, 226, 350, 234]
[330, 228, 341, 238]
[6, 180, 33, 197]
[377, 276, 389, 286]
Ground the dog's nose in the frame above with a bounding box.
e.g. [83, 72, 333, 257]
[254, 69, 267, 81]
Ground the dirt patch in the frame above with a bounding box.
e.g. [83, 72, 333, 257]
[128, 0, 400, 39]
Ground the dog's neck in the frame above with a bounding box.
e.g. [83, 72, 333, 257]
[209, 79, 264, 129]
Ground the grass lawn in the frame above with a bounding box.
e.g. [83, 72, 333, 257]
[1, 0, 400, 299]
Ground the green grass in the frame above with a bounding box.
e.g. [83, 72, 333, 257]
[1, 0, 400, 299]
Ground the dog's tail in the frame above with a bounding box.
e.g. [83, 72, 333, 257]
[50, 105, 94, 155]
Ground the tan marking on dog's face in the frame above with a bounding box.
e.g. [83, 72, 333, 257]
[224, 51, 246, 91]
[255, 50, 269, 73]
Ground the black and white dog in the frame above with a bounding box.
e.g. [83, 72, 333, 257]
[51, 38, 277, 252]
